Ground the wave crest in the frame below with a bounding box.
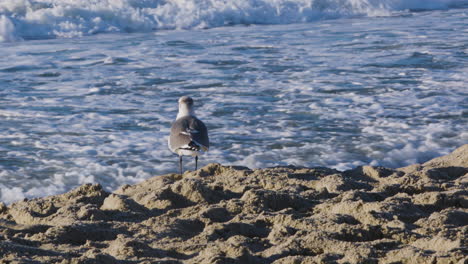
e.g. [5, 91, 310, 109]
[0, 0, 465, 41]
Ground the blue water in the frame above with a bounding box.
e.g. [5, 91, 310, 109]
[0, 0, 467, 203]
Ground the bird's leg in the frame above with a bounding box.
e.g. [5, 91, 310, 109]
[179, 156, 183, 174]
[195, 156, 198, 171]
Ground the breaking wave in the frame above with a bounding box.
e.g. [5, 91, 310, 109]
[0, 0, 466, 42]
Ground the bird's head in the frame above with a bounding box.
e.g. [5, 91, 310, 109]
[177, 96, 195, 118]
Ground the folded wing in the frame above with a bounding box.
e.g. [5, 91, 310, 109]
[169, 116, 209, 153]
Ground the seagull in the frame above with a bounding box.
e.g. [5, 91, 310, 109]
[168, 96, 209, 174]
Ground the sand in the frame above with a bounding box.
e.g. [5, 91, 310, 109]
[0, 145, 466, 263]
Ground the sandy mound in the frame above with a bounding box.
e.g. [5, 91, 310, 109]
[0, 145, 466, 263]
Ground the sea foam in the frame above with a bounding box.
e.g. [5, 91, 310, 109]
[0, 0, 465, 42]
[0, 15, 18, 42]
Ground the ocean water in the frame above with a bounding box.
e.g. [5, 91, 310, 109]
[0, 0, 467, 203]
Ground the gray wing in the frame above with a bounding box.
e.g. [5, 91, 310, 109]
[169, 116, 209, 152]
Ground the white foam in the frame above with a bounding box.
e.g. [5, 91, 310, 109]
[0, 15, 20, 42]
[0, 179, 26, 204]
[0, 0, 465, 42]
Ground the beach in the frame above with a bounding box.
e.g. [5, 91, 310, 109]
[0, 144, 466, 263]
[1, 1, 467, 262]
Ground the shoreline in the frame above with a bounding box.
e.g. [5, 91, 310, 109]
[0, 145, 466, 263]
